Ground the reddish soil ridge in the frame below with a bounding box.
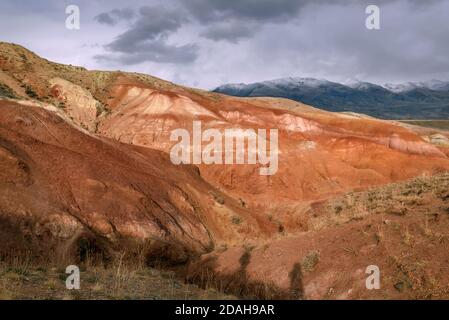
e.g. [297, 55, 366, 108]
[1, 42, 449, 298]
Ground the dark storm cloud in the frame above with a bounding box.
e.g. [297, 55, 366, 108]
[87, 0, 449, 85]
[200, 23, 255, 43]
[105, 6, 186, 53]
[179, 0, 404, 23]
[180, 0, 307, 43]
[183, 0, 374, 43]
[96, 41, 199, 65]
[5, 0, 445, 87]
[94, 8, 134, 26]
[97, 5, 199, 64]
[95, 12, 115, 25]
[181, 0, 309, 23]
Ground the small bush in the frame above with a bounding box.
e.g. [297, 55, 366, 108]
[95, 101, 111, 117]
[210, 192, 225, 205]
[57, 101, 66, 110]
[22, 84, 38, 99]
[231, 216, 242, 225]
[301, 250, 320, 272]
[0, 83, 17, 99]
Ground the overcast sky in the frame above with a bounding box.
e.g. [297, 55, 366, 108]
[0, 0, 448, 89]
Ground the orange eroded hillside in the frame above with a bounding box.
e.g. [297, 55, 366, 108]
[1, 42, 449, 299]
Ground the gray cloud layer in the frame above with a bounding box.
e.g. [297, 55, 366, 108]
[96, 5, 199, 64]
[1, 0, 448, 88]
[95, 1, 316, 64]
[199, 23, 256, 43]
[181, 0, 307, 22]
[95, 8, 134, 26]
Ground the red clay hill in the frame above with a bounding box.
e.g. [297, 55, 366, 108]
[1, 42, 449, 299]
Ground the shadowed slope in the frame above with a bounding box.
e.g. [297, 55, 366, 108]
[0, 99, 274, 263]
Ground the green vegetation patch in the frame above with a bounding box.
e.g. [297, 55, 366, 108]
[0, 82, 17, 99]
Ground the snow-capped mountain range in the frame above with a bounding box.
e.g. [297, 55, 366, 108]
[213, 77, 449, 119]
[382, 80, 449, 93]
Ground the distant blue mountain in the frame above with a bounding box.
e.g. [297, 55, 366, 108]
[213, 77, 449, 119]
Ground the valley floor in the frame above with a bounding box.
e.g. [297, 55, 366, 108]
[0, 263, 234, 300]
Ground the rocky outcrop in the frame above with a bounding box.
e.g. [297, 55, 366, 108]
[49, 77, 98, 131]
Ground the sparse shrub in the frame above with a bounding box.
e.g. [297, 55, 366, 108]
[95, 101, 111, 117]
[402, 227, 413, 246]
[210, 192, 225, 205]
[388, 206, 408, 216]
[23, 84, 38, 99]
[301, 250, 320, 272]
[278, 223, 284, 233]
[0, 83, 17, 99]
[334, 205, 343, 214]
[57, 101, 66, 110]
[231, 216, 242, 225]
[374, 224, 384, 245]
[394, 281, 405, 292]
[19, 53, 28, 63]
[422, 217, 432, 237]
[437, 190, 449, 201]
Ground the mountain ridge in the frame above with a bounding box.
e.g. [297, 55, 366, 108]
[213, 77, 449, 119]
